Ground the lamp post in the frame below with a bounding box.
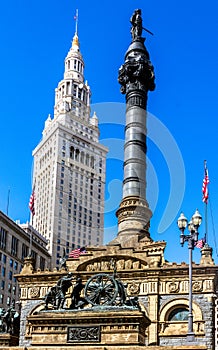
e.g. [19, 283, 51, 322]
[177, 209, 202, 342]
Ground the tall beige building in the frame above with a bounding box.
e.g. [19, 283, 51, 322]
[32, 27, 108, 268]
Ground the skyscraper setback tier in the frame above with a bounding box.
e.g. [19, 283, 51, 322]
[32, 31, 108, 268]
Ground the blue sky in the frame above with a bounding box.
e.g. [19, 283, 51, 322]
[0, 0, 218, 264]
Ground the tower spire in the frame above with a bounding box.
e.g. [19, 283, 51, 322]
[53, 8, 91, 120]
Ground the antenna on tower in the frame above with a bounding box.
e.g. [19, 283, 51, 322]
[74, 9, 79, 34]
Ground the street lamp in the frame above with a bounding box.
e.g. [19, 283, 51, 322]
[177, 209, 202, 342]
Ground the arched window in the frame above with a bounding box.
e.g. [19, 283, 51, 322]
[86, 154, 90, 166]
[80, 152, 84, 164]
[168, 307, 189, 321]
[75, 149, 80, 161]
[90, 156, 94, 169]
[70, 146, 74, 159]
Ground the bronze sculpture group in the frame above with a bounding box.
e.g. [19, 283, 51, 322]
[0, 300, 20, 335]
[44, 270, 139, 311]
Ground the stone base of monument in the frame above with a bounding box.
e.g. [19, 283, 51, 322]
[0, 333, 19, 347]
[27, 306, 150, 347]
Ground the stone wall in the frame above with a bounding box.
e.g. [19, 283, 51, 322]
[159, 294, 215, 350]
[19, 300, 42, 348]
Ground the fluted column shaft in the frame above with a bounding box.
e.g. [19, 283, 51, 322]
[123, 104, 147, 199]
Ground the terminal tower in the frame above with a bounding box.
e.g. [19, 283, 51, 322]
[32, 23, 108, 268]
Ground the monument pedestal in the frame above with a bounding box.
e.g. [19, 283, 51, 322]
[27, 307, 150, 347]
[0, 333, 19, 347]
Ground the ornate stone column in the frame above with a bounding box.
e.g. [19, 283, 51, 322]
[116, 9, 155, 245]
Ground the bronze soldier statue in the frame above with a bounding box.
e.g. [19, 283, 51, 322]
[130, 9, 143, 40]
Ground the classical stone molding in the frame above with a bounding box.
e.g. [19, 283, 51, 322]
[118, 196, 149, 209]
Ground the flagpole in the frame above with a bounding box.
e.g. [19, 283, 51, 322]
[6, 188, 10, 216]
[75, 9, 78, 34]
[29, 214, 33, 257]
[205, 202, 208, 244]
[202, 160, 209, 244]
[28, 184, 35, 257]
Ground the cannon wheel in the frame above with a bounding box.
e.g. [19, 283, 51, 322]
[84, 273, 119, 306]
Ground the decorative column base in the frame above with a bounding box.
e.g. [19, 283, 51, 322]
[200, 243, 214, 265]
[115, 196, 152, 247]
[0, 333, 19, 347]
[20, 256, 35, 274]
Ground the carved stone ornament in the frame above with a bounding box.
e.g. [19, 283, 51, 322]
[168, 281, 180, 293]
[83, 257, 147, 272]
[192, 280, 203, 292]
[28, 286, 40, 298]
[67, 326, 100, 343]
[127, 281, 140, 295]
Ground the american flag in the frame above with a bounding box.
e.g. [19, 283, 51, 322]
[202, 161, 209, 204]
[29, 188, 35, 216]
[69, 247, 86, 258]
[195, 239, 205, 249]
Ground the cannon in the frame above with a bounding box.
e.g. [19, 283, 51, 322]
[84, 273, 126, 307]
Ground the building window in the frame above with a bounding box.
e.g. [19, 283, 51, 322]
[0, 294, 4, 304]
[31, 251, 37, 264]
[8, 271, 13, 280]
[1, 280, 5, 290]
[40, 256, 45, 271]
[0, 227, 7, 250]
[2, 267, 5, 277]
[3, 255, 7, 264]
[168, 308, 189, 321]
[10, 259, 13, 268]
[11, 236, 18, 257]
[22, 243, 28, 260]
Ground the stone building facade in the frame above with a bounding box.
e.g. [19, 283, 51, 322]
[15, 241, 217, 349]
[0, 211, 51, 310]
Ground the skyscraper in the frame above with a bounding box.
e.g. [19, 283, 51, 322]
[32, 24, 108, 268]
